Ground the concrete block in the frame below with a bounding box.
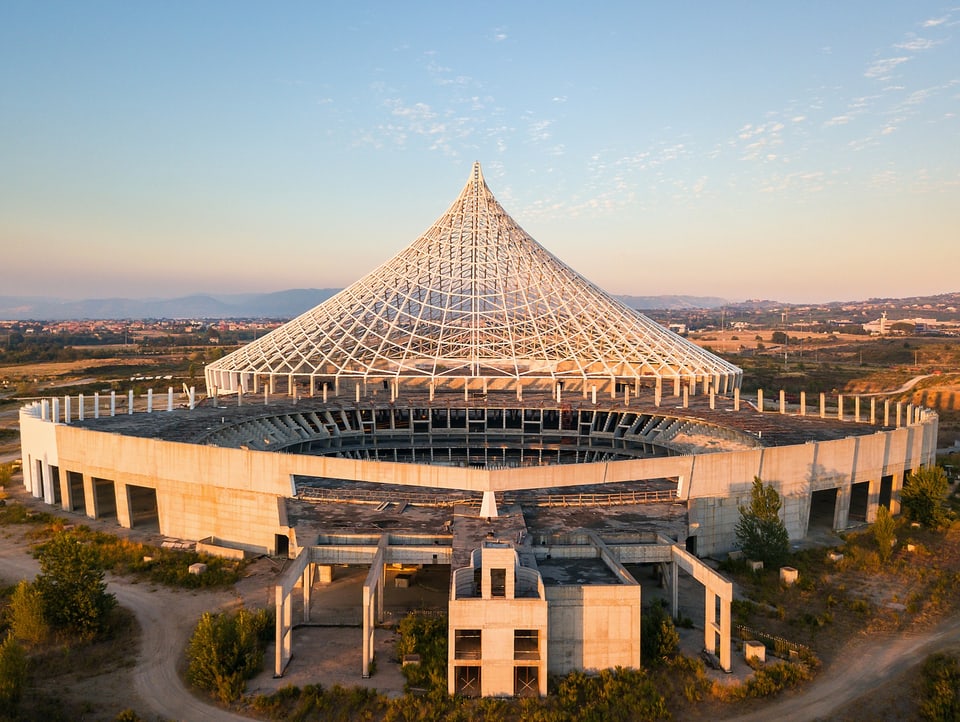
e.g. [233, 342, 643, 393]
[188, 563, 207, 575]
[727, 550, 743, 561]
[747, 560, 763, 572]
[744, 640, 765, 663]
[318, 565, 333, 583]
[906, 543, 916, 552]
[828, 552, 844, 562]
[779, 567, 798, 585]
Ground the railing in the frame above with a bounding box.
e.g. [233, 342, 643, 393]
[736, 624, 815, 662]
[298, 485, 480, 508]
[518, 488, 677, 508]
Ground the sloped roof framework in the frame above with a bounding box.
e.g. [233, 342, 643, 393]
[206, 163, 742, 393]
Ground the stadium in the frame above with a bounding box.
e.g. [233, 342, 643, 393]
[18, 164, 937, 695]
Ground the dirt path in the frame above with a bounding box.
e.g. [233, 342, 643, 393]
[0, 519, 254, 721]
[727, 614, 960, 721]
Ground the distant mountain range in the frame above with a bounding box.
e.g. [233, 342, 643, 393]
[1, 290, 956, 321]
[0, 290, 735, 320]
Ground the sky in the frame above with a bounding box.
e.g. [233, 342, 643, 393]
[1, 2, 958, 304]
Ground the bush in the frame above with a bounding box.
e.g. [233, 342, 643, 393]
[395, 613, 447, 692]
[6, 580, 49, 645]
[901, 466, 950, 528]
[187, 607, 273, 704]
[641, 600, 680, 666]
[873, 505, 896, 562]
[0, 633, 27, 710]
[917, 652, 960, 721]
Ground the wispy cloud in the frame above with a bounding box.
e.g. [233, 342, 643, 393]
[895, 36, 942, 51]
[922, 16, 948, 27]
[864, 56, 910, 79]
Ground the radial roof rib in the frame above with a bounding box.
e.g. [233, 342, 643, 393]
[205, 162, 742, 395]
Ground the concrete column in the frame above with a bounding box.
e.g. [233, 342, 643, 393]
[464, 380, 469, 403]
[167, 387, 174, 411]
[517, 381, 523, 402]
[147, 389, 154, 413]
[276, 585, 292, 676]
[115, 481, 133, 528]
[896, 402, 903, 428]
[734, 387, 740, 411]
[719, 597, 731, 673]
[834, 484, 851, 530]
[41, 399, 49, 421]
[323, 383, 329, 403]
[837, 394, 843, 421]
[428, 383, 434, 402]
[682, 386, 689, 409]
[670, 562, 679, 618]
[269, 375, 276, 394]
[302, 565, 312, 623]
[189, 387, 196, 410]
[866, 477, 882, 523]
[94, 392, 100, 419]
[704, 588, 717, 656]
[483, 378, 488, 395]
[870, 397, 876, 425]
[709, 390, 715, 410]
[655, 378, 662, 407]
[264, 387, 269, 406]
[58, 470, 72, 512]
[906, 403, 914, 424]
[624, 386, 630, 406]
[779, 390, 785, 414]
[128, 389, 134, 414]
[64, 395, 71, 424]
[757, 389, 763, 413]
[819, 392, 826, 418]
[355, 383, 361, 403]
[78, 394, 84, 421]
[591, 386, 597, 404]
[884, 399, 890, 426]
[52, 397, 60, 424]
[799, 391, 806, 416]
[309, 376, 315, 398]
[82, 473, 98, 519]
[854, 396, 861, 423]
[673, 376, 680, 397]
[40, 457, 54, 503]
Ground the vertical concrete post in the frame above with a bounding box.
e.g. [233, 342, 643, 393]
[896, 402, 902, 428]
[189, 387, 196, 410]
[167, 387, 174, 411]
[734, 387, 740, 411]
[709, 390, 715, 410]
[591, 386, 597, 404]
[757, 389, 763, 413]
[799, 391, 806, 416]
[111, 391, 117, 417]
[269, 375, 276, 394]
[834, 484, 851, 530]
[517, 381, 523, 402]
[78, 394, 84, 421]
[819, 392, 826, 418]
[704, 588, 717, 656]
[682, 386, 689, 408]
[323, 383, 329, 402]
[673, 376, 680, 397]
[309, 376, 315, 398]
[464, 380, 469, 403]
[779, 390, 785, 414]
[64, 395, 71, 424]
[428, 383, 433, 402]
[115, 481, 133, 528]
[884, 399, 890, 426]
[303, 565, 312, 623]
[82, 473, 98, 519]
[854, 396, 861, 423]
[624, 386, 629, 406]
[870, 397, 876, 425]
[263, 387, 269, 406]
[52, 398, 60, 424]
[655, 381, 662, 408]
[356, 383, 361, 403]
[147, 389, 153, 414]
[128, 389, 134, 414]
[94, 392, 100, 419]
[837, 394, 843, 421]
[670, 562, 679, 618]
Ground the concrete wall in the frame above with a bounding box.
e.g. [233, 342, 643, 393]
[545, 585, 642, 674]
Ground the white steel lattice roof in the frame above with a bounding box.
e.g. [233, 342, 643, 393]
[205, 163, 742, 392]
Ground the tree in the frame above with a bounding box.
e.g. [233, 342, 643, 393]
[641, 600, 679, 666]
[33, 532, 116, 639]
[736, 477, 790, 567]
[900, 466, 950, 528]
[873, 505, 896, 562]
[187, 608, 272, 704]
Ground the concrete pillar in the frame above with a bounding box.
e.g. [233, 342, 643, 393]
[303, 565, 312, 623]
[189, 387, 196, 410]
[870, 397, 876, 424]
[624, 386, 629, 406]
[517, 381, 523, 402]
[82, 473, 98, 519]
[854, 396, 861, 423]
[483, 378, 488, 395]
[834, 484, 851, 530]
[269, 375, 276, 394]
[837, 394, 843, 421]
[428, 383, 434, 402]
[41, 398, 49, 421]
[64, 395, 71, 424]
[52, 397, 60, 424]
[704, 588, 717, 656]
[276, 585, 292, 677]
[866, 477, 882, 523]
[40, 457, 53, 503]
[884, 399, 890, 426]
[670, 562, 679, 618]
[78, 394, 84, 421]
[719, 597, 731, 672]
[168, 387, 174, 411]
[355, 383, 361, 403]
[709, 390, 715, 410]
[673, 376, 680, 397]
[591, 386, 597, 404]
[323, 383, 329, 403]
[318, 565, 333, 583]
[115, 481, 133, 528]
[682, 386, 689, 409]
[128, 389, 134, 414]
[94, 392, 100, 419]
[799, 391, 806, 416]
[757, 389, 763, 413]
[779, 390, 785, 414]
[819, 392, 826, 419]
[480, 491, 498, 518]
[734, 387, 740, 411]
[309, 376, 315, 398]
[655, 378, 662, 407]
[147, 389, 153, 414]
[896, 402, 903, 428]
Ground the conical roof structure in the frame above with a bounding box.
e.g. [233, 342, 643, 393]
[205, 163, 741, 395]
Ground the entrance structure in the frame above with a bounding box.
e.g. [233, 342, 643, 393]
[205, 163, 742, 399]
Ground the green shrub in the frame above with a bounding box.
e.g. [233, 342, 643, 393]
[736, 477, 790, 567]
[0, 633, 27, 710]
[187, 607, 273, 703]
[917, 652, 960, 721]
[901, 466, 950, 528]
[396, 613, 447, 693]
[641, 600, 679, 666]
[6, 580, 50, 645]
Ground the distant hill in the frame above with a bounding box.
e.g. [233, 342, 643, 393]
[0, 289, 341, 320]
[617, 295, 731, 310]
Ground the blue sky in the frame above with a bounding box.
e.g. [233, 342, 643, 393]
[2, 2, 958, 303]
